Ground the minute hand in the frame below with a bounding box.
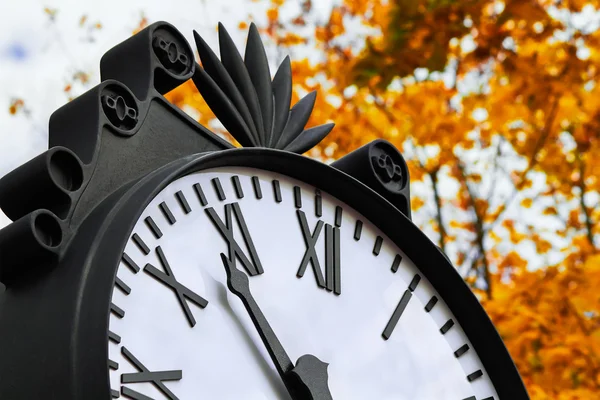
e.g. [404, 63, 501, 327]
[220, 254, 333, 400]
[220, 253, 294, 377]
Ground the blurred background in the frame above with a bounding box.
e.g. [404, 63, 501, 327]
[1, 0, 599, 398]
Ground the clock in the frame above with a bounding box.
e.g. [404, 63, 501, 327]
[0, 21, 528, 400]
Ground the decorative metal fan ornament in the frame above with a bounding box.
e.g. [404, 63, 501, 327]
[192, 23, 334, 153]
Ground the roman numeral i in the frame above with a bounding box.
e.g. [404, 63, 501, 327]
[296, 210, 341, 295]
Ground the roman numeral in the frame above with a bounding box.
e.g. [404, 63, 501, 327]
[121, 346, 182, 400]
[296, 210, 341, 295]
[144, 246, 208, 327]
[206, 202, 263, 276]
[382, 274, 421, 340]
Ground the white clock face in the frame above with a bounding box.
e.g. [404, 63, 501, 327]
[108, 167, 499, 400]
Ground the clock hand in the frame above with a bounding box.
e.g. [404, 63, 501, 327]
[219, 254, 333, 400]
[287, 354, 333, 400]
[220, 253, 294, 377]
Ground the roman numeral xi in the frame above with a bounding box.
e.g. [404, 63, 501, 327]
[297, 210, 341, 295]
[206, 202, 264, 276]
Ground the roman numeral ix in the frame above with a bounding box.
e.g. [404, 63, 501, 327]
[206, 202, 264, 276]
[296, 210, 341, 295]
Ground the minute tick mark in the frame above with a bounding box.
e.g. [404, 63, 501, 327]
[193, 183, 208, 206]
[334, 206, 343, 227]
[122, 253, 140, 274]
[294, 186, 302, 208]
[115, 277, 131, 295]
[111, 303, 125, 319]
[354, 220, 362, 240]
[159, 201, 176, 225]
[373, 236, 383, 255]
[132, 234, 150, 255]
[212, 177, 226, 201]
[424, 296, 438, 312]
[272, 180, 282, 203]
[467, 369, 483, 382]
[454, 344, 470, 358]
[440, 319, 455, 334]
[108, 330, 121, 344]
[251, 176, 262, 199]
[175, 190, 191, 214]
[232, 175, 244, 199]
[315, 189, 322, 217]
[144, 216, 162, 239]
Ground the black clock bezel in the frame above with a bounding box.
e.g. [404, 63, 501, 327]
[0, 148, 527, 399]
[97, 148, 527, 399]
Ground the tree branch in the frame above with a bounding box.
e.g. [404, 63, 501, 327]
[575, 147, 596, 248]
[456, 159, 493, 299]
[484, 95, 561, 234]
[429, 169, 448, 253]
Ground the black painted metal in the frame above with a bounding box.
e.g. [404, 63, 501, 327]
[0, 146, 83, 221]
[0, 19, 528, 400]
[0, 148, 527, 399]
[193, 23, 334, 152]
[332, 139, 412, 219]
[0, 209, 63, 286]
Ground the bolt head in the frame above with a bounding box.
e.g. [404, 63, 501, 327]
[370, 141, 408, 193]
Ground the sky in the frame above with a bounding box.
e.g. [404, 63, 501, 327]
[0, 0, 341, 229]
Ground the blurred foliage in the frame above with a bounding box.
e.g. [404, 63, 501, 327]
[170, 0, 600, 397]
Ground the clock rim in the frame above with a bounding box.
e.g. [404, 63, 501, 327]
[52, 148, 527, 399]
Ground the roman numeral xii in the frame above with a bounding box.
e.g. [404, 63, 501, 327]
[296, 210, 341, 295]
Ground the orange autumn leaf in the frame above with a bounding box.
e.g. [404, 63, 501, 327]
[521, 198, 533, 208]
[8, 98, 24, 115]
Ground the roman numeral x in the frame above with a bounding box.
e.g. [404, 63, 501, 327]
[206, 202, 263, 276]
[144, 246, 208, 327]
[121, 346, 181, 400]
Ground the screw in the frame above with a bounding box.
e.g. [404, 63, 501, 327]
[373, 154, 403, 184]
[153, 36, 188, 73]
[102, 94, 137, 130]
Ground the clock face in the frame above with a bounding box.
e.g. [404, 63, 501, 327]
[108, 166, 499, 400]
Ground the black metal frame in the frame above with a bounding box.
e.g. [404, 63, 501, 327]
[0, 20, 528, 400]
[0, 148, 526, 399]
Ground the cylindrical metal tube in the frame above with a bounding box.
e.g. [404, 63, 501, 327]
[0, 147, 83, 221]
[0, 210, 63, 286]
